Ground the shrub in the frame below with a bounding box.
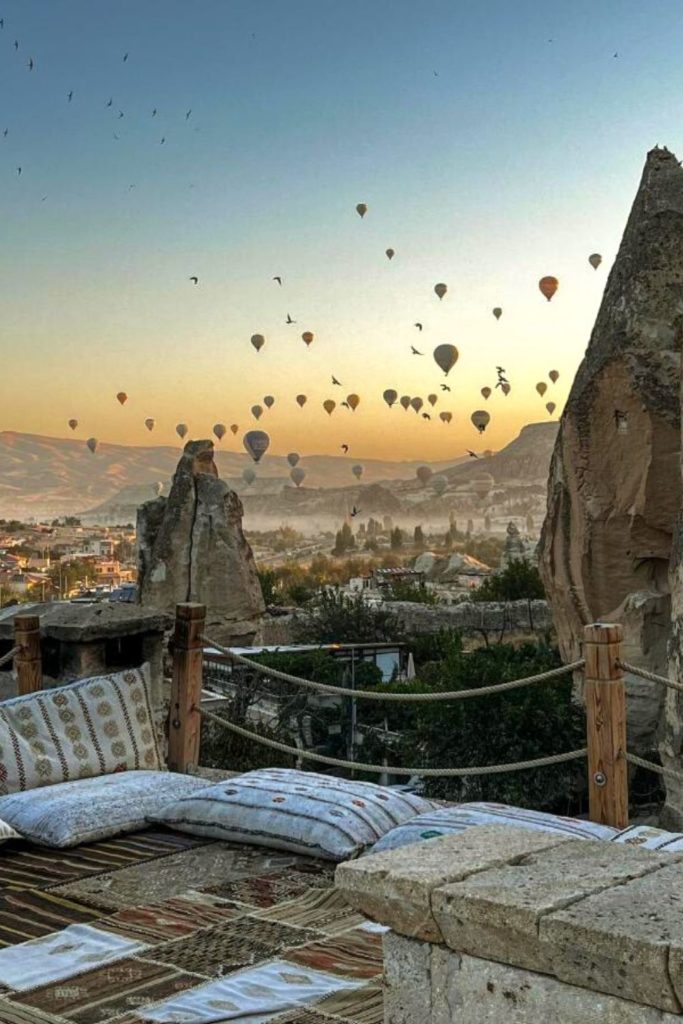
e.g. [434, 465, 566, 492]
[472, 559, 545, 602]
[294, 588, 404, 644]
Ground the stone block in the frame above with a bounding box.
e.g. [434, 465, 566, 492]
[543, 859, 683, 1013]
[335, 826, 570, 942]
[433, 839, 675, 976]
[431, 946, 681, 1024]
[384, 933, 432, 1024]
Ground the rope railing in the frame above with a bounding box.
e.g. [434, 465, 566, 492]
[0, 646, 20, 671]
[197, 705, 587, 778]
[617, 660, 683, 695]
[201, 635, 583, 703]
[624, 751, 683, 786]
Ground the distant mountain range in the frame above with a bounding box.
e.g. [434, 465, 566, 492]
[0, 430, 462, 520]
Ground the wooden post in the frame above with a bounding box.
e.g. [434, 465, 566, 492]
[168, 603, 206, 773]
[583, 622, 628, 829]
[14, 615, 42, 696]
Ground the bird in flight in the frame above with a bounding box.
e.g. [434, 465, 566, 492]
[341, 401, 350, 410]
[0, 19, 3, 28]
[189, 276, 198, 284]
[613, 52, 619, 58]
[27, 57, 34, 70]
[123, 52, 129, 62]
[273, 276, 282, 286]
[411, 346, 423, 356]
[440, 384, 451, 392]
[466, 450, 480, 460]
[285, 313, 296, 324]
[185, 109, 192, 120]
[422, 413, 431, 420]
[341, 444, 349, 453]
[113, 132, 120, 140]
[2, 129, 7, 138]
[350, 506, 361, 518]
[16, 166, 21, 176]
[106, 98, 113, 107]
[332, 376, 341, 386]
[67, 90, 73, 102]
[13, 40, 18, 51]
[160, 136, 166, 144]
[118, 110, 124, 119]
[414, 322, 423, 331]
[152, 108, 158, 117]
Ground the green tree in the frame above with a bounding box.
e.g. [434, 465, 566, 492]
[332, 522, 356, 556]
[294, 588, 404, 644]
[472, 559, 546, 602]
[413, 525, 425, 549]
[390, 527, 404, 551]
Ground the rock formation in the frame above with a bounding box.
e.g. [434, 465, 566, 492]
[137, 440, 265, 645]
[501, 521, 536, 569]
[539, 148, 683, 788]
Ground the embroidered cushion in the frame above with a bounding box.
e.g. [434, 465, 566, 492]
[0, 820, 20, 843]
[611, 824, 683, 851]
[149, 768, 434, 861]
[0, 770, 209, 848]
[368, 801, 618, 854]
[0, 664, 161, 794]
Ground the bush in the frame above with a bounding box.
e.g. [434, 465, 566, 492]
[383, 580, 439, 605]
[472, 559, 545, 602]
[294, 588, 404, 644]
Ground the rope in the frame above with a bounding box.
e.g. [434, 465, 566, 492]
[197, 705, 587, 778]
[201, 636, 583, 703]
[624, 751, 683, 785]
[617, 660, 683, 695]
[0, 646, 19, 670]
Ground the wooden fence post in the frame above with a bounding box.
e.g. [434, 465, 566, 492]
[583, 622, 628, 829]
[168, 603, 206, 773]
[14, 615, 42, 696]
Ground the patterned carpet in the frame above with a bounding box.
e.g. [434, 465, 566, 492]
[0, 830, 384, 1024]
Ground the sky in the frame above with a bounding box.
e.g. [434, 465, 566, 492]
[1, 0, 683, 463]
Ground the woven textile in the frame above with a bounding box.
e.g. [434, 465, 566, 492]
[149, 767, 433, 860]
[0, 888, 107, 947]
[207, 867, 335, 909]
[370, 800, 619, 853]
[0, 770, 210, 848]
[0, 664, 161, 795]
[255, 888, 365, 936]
[98, 890, 244, 943]
[284, 929, 384, 980]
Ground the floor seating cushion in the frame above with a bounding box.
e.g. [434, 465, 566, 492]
[0, 664, 161, 794]
[611, 824, 683, 850]
[0, 770, 211, 847]
[368, 801, 619, 853]
[149, 767, 435, 861]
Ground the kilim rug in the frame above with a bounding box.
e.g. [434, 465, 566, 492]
[0, 827, 384, 1024]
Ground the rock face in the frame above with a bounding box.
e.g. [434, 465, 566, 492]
[137, 440, 265, 645]
[539, 147, 683, 769]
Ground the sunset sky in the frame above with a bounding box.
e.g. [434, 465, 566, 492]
[1, 0, 682, 462]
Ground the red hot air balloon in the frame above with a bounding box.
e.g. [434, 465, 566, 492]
[538, 276, 559, 302]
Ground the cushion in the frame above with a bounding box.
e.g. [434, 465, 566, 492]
[0, 664, 161, 794]
[368, 801, 618, 854]
[148, 768, 434, 861]
[0, 770, 210, 848]
[611, 824, 683, 851]
[0, 819, 20, 843]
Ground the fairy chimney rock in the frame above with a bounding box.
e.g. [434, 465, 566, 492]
[539, 147, 683, 777]
[137, 439, 265, 645]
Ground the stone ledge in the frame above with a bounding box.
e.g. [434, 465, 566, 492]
[0, 603, 171, 641]
[335, 825, 570, 942]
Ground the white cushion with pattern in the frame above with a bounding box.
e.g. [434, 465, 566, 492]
[368, 801, 618, 854]
[149, 768, 434, 861]
[0, 665, 161, 794]
[0, 770, 210, 848]
[611, 824, 683, 851]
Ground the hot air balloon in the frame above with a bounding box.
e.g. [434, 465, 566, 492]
[501, 382, 511, 396]
[144, 418, 155, 432]
[471, 410, 490, 434]
[416, 465, 433, 486]
[251, 405, 263, 420]
[538, 276, 559, 302]
[243, 467, 256, 486]
[433, 344, 459, 376]
[116, 391, 128, 405]
[301, 331, 314, 347]
[251, 333, 265, 352]
[472, 474, 494, 499]
[439, 411, 452, 424]
[347, 394, 360, 411]
[481, 387, 492, 400]
[383, 389, 398, 408]
[410, 397, 424, 414]
[296, 394, 307, 408]
[433, 475, 447, 496]
[68, 419, 78, 431]
[352, 464, 363, 480]
[264, 395, 275, 409]
[290, 467, 306, 488]
[230, 424, 239, 435]
[434, 282, 447, 300]
[244, 430, 270, 463]
[588, 253, 602, 270]
[428, 393, 438, 407]
[546, 402, 556, 416]
[323, 399, 336, 416]
[536, 382, 548, 397]
[86, 437, 98, 453]
[176, 423, 188, 439]
[400, 395, 411, 411]
[287, 452, 300, 468]
[385, 248, 395, 260]
[356, 203, 368, 218]
[492, 307, 502, 320]
[213, 423, 226, 441]
[548, 369, 559, 384]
